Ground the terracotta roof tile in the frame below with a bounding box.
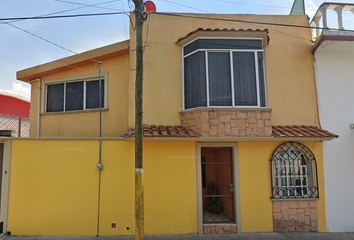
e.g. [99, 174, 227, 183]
[176, 28, 270, 44]
[124, 125, 200, 138]
[272, 125, 338, 138]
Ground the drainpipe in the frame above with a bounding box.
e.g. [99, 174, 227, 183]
[37, 78, 41, 137]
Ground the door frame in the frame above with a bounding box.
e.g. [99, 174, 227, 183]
[196, 143, 241, 233]
[0, 140, 11, 234]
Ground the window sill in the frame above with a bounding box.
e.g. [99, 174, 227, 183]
[180, 107, 272, 114]
[40, 108, 108, 116]
[270, 197, 319, 201]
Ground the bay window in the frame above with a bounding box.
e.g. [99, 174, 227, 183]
[183, 39, 266, 110]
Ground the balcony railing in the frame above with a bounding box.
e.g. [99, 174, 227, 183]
[310, 3, 354, 42]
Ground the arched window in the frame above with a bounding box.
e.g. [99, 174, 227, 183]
[270, 142, 319, 199]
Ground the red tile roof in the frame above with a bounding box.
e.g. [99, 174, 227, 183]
[176, 28, 270, 44]
[272, 125, 339, 138]
[124, 125, 200, 138]
[123, 125, 338, 139]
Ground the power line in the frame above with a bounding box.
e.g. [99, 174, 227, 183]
[50, 0, 136, 31]
[206, 0, 291, 10]
[52, 0, 124, 12]
[154, 0, 193, 12]
[0, 12, 128, 22]
[158, 0, 210, 13]
[0, 0, 123, 26]
[1, 20, 98, 63]
[152, 1, 312, 42]
[152, 12, 354, 33]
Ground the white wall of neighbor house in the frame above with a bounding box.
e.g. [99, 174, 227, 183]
[314, 41, 354, 232]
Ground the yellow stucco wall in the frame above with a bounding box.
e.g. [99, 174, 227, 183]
[129, 14, 319, 127]
[27, 14, 319, 138]
[29, 54, 130, 138]
[143, 141, 198, 234]
[29, 81, 39, 137]
[237, 141, 326, 232]
[6, 139, 326, 235]
[98, 140, 135, 235]
[7, 140, 198, 236]
[238, 141, 274, 232]
[7, 140, 100, 236]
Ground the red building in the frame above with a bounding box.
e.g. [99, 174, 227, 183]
[0, 93, 30, 137]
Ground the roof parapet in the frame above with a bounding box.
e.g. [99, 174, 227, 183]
[310, 2, 354, 43]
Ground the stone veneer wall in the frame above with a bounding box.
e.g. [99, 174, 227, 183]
[273, 201, 318, 232]
[180, 108, 272, 137]
[203, 224, 237, 234]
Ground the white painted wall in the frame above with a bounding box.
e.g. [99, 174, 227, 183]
[314, 40, 354, 232]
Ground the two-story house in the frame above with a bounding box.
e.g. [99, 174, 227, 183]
[0, 12, 337, 236]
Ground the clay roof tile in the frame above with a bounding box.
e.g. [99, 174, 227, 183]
[272, 125, 338, 139]
[124, 125, 200, 138]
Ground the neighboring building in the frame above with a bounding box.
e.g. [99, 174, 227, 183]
[0, 92, 30, 137]
[0, 12, 338, 236]
[0, 92, 30, 235]
[310, 2, 354, 232]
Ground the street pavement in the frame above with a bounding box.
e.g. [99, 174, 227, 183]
[2, 232, 354, 240]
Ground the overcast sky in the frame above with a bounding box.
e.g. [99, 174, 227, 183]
[0, 0, 352, 101]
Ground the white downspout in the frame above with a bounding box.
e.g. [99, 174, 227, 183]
[37, 78, 41, 137]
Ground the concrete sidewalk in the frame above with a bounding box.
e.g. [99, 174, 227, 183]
[2, 232, 354, 240]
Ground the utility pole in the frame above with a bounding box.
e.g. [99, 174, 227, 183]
[133, 0, 144, 239]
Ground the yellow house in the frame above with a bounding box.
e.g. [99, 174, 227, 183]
[0, 12, 338, 236]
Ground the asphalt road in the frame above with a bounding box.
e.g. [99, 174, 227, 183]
[2, 232, 354, 240]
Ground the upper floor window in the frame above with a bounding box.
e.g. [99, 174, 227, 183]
[183, 39, 266, 110]
[270, 142, 319, 199]
[44, 73, 107, 113]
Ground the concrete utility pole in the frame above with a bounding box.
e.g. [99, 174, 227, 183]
[132, 0, 144, 239]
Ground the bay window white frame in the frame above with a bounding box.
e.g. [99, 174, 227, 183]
[181, 37, 267, 110]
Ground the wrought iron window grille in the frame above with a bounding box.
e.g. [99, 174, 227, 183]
[270, 142, 319, 199]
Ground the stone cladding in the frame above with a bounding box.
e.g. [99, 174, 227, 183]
[180, 108, 272, 137]
[272, 200, 318, 232]
[203, 224, 237, 234]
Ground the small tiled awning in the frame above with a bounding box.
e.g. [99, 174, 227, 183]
[123, 125, 200, 138]
[123, 124, 338, 140]
[272, 125, 339, 138]
[176, 28, 270, 46]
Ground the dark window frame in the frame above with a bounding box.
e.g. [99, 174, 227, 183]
[182, 38, 267, 110]
[45, 75, 107, 113]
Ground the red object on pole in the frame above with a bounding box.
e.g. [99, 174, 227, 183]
[144, 1, 156, 12]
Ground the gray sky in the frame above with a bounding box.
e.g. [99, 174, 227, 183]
[0, 0, 352, 100]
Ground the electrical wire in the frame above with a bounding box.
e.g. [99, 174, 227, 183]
[0, 0, 124, 26]
[1, 20, 98, 63]
[151, 1, 352, 42]
[154, 0, 189, 12]
[50, 0, 136, 31]
[51, 0, 124, 12]
[144, 13, 151, 52]
[206, 0, 291, 9]
[152, 12, 354, 33]
[122, 0, 128, 39]
[0, 12, 127, 22]
[158, 0, 210, 13]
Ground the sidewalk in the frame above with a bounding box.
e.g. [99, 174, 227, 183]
[2, 232, 354, 240]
